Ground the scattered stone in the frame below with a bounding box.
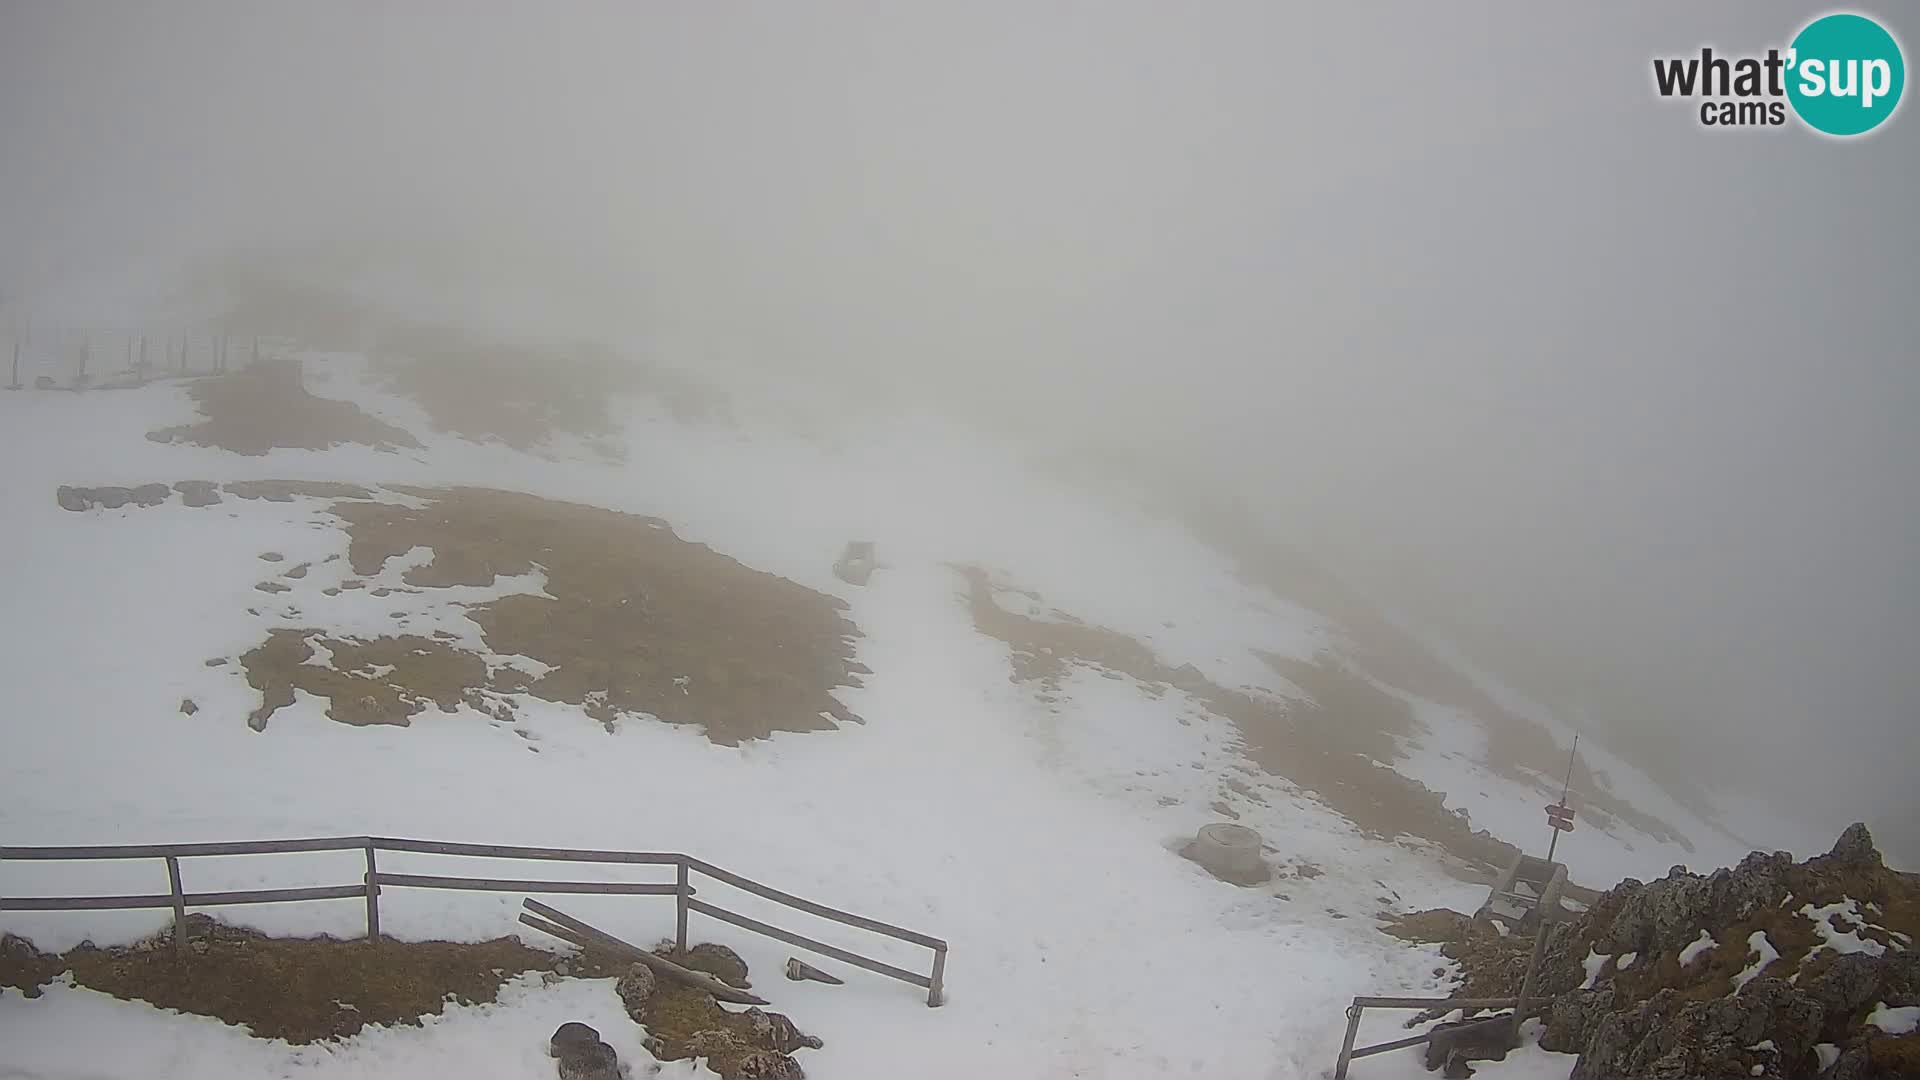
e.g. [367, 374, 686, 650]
[259, 552, 285, 562]
[256, 582, 291, 594]
[740, 1007, 823, 1052]
[284, 563, 310, 579]
[204, 657, 228, 667]
[1181, 822, 1271, 886]
[664, 942, 751, 989]
[616, 963, 658, 1018]
[784, 957, 844, 986]
[323, 588, 340, 596]
[554, 1037, 621, 1080]
[549, 1022, 601, 1057]
[179, 698, 198, 716]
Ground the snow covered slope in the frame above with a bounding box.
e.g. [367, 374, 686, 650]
[0, 345, 1744, 1079]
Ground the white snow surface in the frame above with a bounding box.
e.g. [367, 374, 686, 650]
[1679, 930, 1717, 967]
[1580, 949, 1612, 990]
[1801, 899, 1889, 959]
[0, 359, 1732, 1078]
[1732, 932, 1780, 993]
[1866, 1002, 1920, 1036]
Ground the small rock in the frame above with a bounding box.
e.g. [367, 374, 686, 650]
[733, 1051, 806, 1079]
[784, 957, 844, 985]
[616, 963, 658, 1018]
[554, 1039, 620, 1080]
[667, 942, 751, 988]
[741, 1007, 823, 1052]
[256, 582, 291, 594]
[258, 552, 284, 562]
[179, 698, 198, 716]
[549, 1022, 600, 1058]
[204, 657, 228, 667]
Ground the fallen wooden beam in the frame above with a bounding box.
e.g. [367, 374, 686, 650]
[521, 898, 769, 1006]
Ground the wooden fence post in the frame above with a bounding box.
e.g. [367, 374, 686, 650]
[675, 859, 690, 951]
[165, 855, 187, 959]
[363, 843, 380, 943]
[928, 945, 947, 1007]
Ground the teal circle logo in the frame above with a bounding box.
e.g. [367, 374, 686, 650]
[1787, 13, 1905, 136]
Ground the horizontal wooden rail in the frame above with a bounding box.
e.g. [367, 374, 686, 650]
[368, 838, 681, 865]
[372, 872, 684, 896]
[684, 857, 947, 951]
[686, 897, 932, 989]
[1, 837, 371, 860]
[1, 836, 948, 1006]
[2, 884, 366, 911]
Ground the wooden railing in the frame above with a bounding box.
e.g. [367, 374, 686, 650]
[0, 836, 947, 1006]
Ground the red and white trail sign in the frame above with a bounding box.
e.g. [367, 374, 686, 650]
[1545, 802, 1575, 831]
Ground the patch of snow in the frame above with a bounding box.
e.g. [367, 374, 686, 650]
[1581, 949, 1611, 989]
[1733, 931, 1780, 993]
[1815, 1043, 1841, 1071]
[1679, 929, 1717, 966]
[1748, 1039, 1776, 1051]
[1616, 951, 1637, 970]
[1801, 899, 1888, 958]
[1867, 1002, 1920, 1035]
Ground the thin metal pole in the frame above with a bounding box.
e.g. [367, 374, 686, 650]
[675, 859, 690, 951]
[928, 946, 947, 1007]
[1335, 1002, 1364, 1080]
[363, 843, 380, 942]
[9, 338, 18, 387]
[1547, 734, 1578, 863]
[165, 856, 188, 958]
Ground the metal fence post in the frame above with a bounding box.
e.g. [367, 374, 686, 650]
[165, 856, 188, 958]
[364, 843, 381, 942]
[1334, 1001, 1363, 1080]
[675, 859, 690, 951]
[9, 338, 18, 388]
[927, 945, 947, 1007]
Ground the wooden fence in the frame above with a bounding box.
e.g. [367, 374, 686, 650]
[0, 836, 947, 1006]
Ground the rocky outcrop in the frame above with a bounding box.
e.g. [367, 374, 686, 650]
[1417, 824, 1918, 1079]
[621, 944, 818, 1080]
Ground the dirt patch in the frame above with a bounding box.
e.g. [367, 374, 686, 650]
[370, 325, 727, 450]
[241, 629, 491, 730]
[226, 486, 861, 744]
[1, 916, 609, 1043]
[957, 565, 1519, 873]
[146, 361, 419, 456]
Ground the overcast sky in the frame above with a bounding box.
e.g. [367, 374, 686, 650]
[3, 3, 1914, 860]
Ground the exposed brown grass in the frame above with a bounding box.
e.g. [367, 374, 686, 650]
[241, 629, 491, 730]
[233, 486, 862, 745]
[146, 363, 419, 456]
[369, 326, 727, 450]
[1, 917, 611, 1043]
